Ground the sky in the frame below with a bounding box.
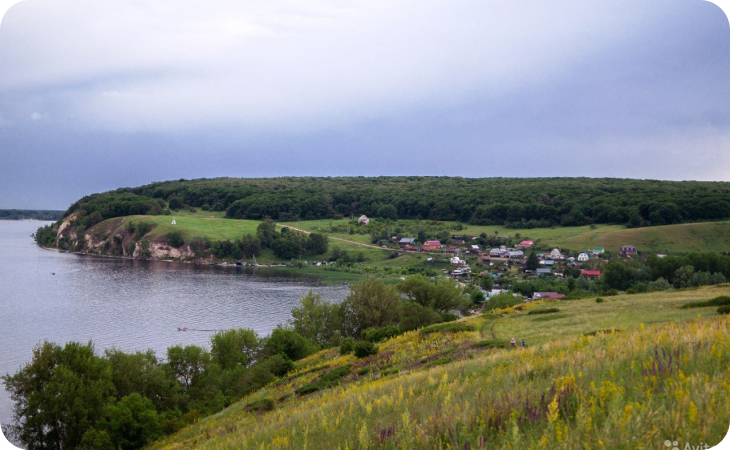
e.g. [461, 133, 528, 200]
[0, 0, 729, 210]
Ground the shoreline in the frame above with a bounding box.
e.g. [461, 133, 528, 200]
[38, 244, 362, 285]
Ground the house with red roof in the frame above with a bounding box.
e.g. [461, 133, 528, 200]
[580, 270, 601, 279]
[516, 240, 534, 249]
[422, 240, 442, 251]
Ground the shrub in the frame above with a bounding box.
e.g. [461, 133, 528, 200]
[426, 357, 453, 367]
[527, 308, 560, 315]
[419, 323, 474, 335]
[476, 339, 507, 348]
[362, 326, 402, 343]
[353, 341, 378, 358]
[244, 398, 274, 413]
[166, 231, 185, 248]
[339, 338, 356, 355]
[531, 314, 568, 322]
[320, 365, 351, 383]
[595, 297, 605, 303]
[718, 305, 730, 315]
[681, 296, 730, 309]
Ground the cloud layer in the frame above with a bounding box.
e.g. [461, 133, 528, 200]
[0, 0, 729, 208]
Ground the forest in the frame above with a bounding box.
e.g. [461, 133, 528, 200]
[0, 209, 63, 220]
[54, 177, 730, 233]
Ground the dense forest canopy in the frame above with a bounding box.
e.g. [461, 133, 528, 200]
[61, 177, 730, 230]
[0, 209, 63, 220]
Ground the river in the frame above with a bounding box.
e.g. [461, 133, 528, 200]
[0, 220, 350, 427]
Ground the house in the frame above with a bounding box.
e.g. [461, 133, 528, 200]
[489, 248, 504, 257]
[549, 248, 564, 260]
[506, 250, 524, 259]
[577, 252, 590, 262]
[471, 244, 480, 251]
[592, 247, 604, 255]
[580, 270, 601, 279]
[620, 245, 638, 255]
[422, 240, 442, 251]
[516, 240, 534, 249]
[399, 238, 416, 247]
[536, 268, 552, 276]
[542, 260, 555, 266]
[357, 215, 370, 225]
[532, 292, 566, 300]
[451, 256, 467, 266]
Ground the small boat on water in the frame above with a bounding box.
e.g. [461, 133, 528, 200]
[177, 326, 188, 332]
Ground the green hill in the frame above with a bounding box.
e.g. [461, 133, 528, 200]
[147, 285, 730, 450]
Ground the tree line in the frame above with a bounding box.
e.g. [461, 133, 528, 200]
[49, 177, 730, 233]
[0, 209, 63, 221]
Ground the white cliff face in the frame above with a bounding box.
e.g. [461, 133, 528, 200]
[134, 240, 193, 259]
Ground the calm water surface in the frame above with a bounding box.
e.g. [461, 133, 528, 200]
[0, 220, 349, 426]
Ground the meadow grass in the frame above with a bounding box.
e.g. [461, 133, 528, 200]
[146, 285, 730, 450]
[286, 219, 730, 253]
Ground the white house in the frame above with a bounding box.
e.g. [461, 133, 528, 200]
[549, 248, 563, 260]
[357, 215, 370, 225]
[577, 252, 590, 262]
[450, 256, 467, 266]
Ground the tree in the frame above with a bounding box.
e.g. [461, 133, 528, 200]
[166, 345, 212, 390]
[399, 301, 442, 331]
[526, 252, 540, 272]
[603, 259, 634, 291]
[2, 341, 115, 450]
[306, 233, 329, 255]
[376, 204, 398, 220]
[104, 349, 174, 411]
[483, 293, 521, 312]
[289, 291, 343, 346]
[263, 328, 314, 361]
[341, 279, 401, 337]
[102, 394, 160, 450]
[210, 329, 261, 370]
[256, 219, 277, 248]
[241, 234, 261, 257]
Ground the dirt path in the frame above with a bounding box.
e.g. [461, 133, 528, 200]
[276, 224, 389, 251]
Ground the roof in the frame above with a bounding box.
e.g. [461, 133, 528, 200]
[581, 270, 602, 276]
[536, 268, 552, 274]
[534, 292, 566, 299]
[424, 240, 441, 246]
[399, 238, 416, 244]
[518, 240, 534, 245]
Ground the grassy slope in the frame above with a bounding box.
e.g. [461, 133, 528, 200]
[288, 219, 730, 253]
[147, 285, 730, 450]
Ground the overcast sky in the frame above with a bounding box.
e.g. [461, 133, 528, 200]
[0, 0, 729, 209]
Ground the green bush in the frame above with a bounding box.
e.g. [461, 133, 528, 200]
[595, 297, 605, 303]
[527, 308, 560, 315]
[320, 365, 351, 383]
[353, 341, 379, 358]
[426, 357, 453, 367]
[419, 323, 474, 335]
[244, 398, 274, 412]
[531, 314, 568, 322]
[718, 305, 730, 315]
[339, 338, 356, 355]
[166, 231, 185, 248]
[476, 339, 507, 348]
[681, 296, 730, 309]
[362, 326, 402, 343]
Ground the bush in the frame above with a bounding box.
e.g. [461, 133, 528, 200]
[166, 231, 185, 248]
[339, 338, 356, 355]
[718, 305, 730, 315]
[426, 357, 453, 367]
[362, 326, 402, 343]
[244, 398, 274, 413]
[527, 308, 560, 315]
[483, 293, 522, 312]
[681, 296, 730, 309]
[595, 297, 605, 303]
[476, 339, 507, 348]
[353, 341, 379, 358]
[419, 323, 474, 335]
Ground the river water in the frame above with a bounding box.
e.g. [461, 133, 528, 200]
[0, 220, 350, 427]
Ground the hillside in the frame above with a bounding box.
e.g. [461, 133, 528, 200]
[147, 285, 730, 450]
[60, 177, 730, 234]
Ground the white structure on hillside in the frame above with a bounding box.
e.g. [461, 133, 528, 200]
[550, 248, 563, 260]
[357, 215, 370, 225]
[577, 252, 590, 262]
[171, 218, 176, 225]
